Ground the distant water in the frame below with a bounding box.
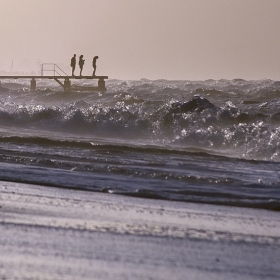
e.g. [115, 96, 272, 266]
[0, 78, 279, 211]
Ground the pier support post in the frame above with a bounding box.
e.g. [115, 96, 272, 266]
[98, 78, 106, 91]
[64, 78, 71, 91]
[30, 78, 36, 91]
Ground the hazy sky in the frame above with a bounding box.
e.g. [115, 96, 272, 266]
[1, 0, 280, 80]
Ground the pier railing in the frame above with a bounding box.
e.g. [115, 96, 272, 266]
[41, 63, 68, 76]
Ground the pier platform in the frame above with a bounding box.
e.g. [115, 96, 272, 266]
[0, 75, 109, 92]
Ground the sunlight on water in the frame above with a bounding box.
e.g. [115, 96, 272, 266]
[0, 79, 280, 210]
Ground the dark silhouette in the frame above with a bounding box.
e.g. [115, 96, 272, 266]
[92, 56, 99, 76]
[79, 55, 85, 76]
[70, 54, 76, 76]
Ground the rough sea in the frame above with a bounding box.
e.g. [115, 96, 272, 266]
[0, 78, 279, 211]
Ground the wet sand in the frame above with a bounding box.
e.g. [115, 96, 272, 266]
[0, 181, 279, 280]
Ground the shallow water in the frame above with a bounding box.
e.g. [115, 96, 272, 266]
[0, 78, 279, 210]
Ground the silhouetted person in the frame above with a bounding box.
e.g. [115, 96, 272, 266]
[70, 54, 76, 76]
[79, 55, 85, 76]
[92, 56, 99, 76]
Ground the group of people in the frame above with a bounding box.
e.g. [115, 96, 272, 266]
[70, 54, 98, 76]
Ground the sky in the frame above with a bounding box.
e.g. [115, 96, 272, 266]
[1, 0, 280, 80]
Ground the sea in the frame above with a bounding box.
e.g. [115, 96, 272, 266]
[0, 78, 279, 211]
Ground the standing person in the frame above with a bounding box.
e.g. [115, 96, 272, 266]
[79, 55, 85, 76]
[70, 54, 76, 76]
[92, 56, 99, 76]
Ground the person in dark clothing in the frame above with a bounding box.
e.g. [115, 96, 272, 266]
[79, 55, 85, 76]
[92, 56, 99, 76]
[70, 54, 76, 76]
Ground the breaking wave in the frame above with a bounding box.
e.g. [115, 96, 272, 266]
[1, 78, 280, 161]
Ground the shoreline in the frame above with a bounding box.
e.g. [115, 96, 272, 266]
[1, 181, 280, 279]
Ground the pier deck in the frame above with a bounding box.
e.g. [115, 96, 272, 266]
[0, 75, 109, 92]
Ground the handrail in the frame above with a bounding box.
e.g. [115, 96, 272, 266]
[41, 63, 68, 76]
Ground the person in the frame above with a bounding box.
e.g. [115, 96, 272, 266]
[79, 55, 85, 76]
[92, 56, 99, 76]
[70, 54, 76, 76]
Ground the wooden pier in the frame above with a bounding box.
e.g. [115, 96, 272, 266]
[0, 75, 108, 92]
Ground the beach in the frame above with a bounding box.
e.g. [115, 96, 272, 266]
[1, 180, 279, 280]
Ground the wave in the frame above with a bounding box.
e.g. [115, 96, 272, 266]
[0, 160, 279, 212]
[0, 134, 225, 160]
[1, 79, 280, 161]
[0, 145, 279, 212]
[1, 79, 280, 211]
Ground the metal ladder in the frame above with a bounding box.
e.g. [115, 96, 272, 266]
[40, 63, 68, 76]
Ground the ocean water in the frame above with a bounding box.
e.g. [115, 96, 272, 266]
[0, 78, 279, 211]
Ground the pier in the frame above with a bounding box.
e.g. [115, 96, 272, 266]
[0, 75, 108, 92]
[0, 63, 108, 92]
